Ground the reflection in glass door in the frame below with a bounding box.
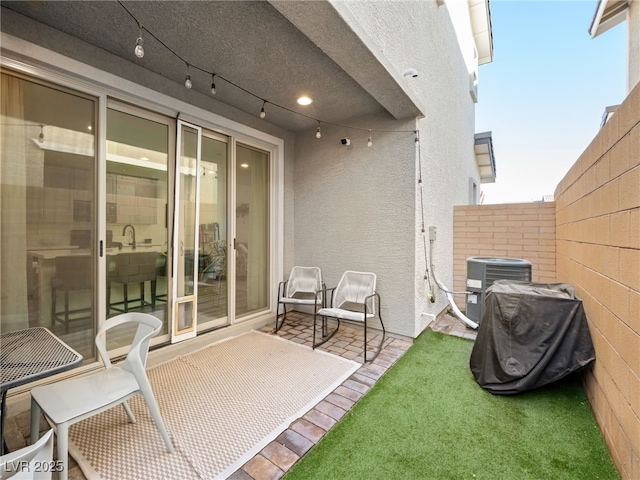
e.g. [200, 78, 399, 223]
[104, 105, 170, 351]
[0, 70, 97, 361]
[196, 134, 228, 330]
[172, 121, 200, 342]
[235, 143, 269, 317]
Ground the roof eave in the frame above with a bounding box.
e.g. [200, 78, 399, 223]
[589, 0, 629, 38]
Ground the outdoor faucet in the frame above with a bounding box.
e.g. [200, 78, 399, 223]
[122, 224, 136, 250]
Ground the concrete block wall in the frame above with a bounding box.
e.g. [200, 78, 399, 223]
[554, 82, 640, 480]
[452, 202, 556, 309]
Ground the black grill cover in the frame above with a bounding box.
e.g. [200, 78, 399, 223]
[470, 280, 595, 395]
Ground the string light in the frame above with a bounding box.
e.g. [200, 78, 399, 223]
[184, 64, 192, 89]
[118, 0, 415, 138]
[134, 22, 144, 58]
[316, 122, 322, 139]
[38, 124, 44, 143]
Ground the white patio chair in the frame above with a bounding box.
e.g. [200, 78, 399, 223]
[313, 270, 386, 362]
[275, 266, 324, 332]
[30, 313, 173, 480]
[0, 429, 53, 480]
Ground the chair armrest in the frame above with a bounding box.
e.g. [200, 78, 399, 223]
[364, 291, 380, 316]
[317, 286, 336, 308]
[277, 280, 288, 299]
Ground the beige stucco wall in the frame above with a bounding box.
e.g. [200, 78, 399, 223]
[555, 82, 640, 480]
[452, 202, 557, 310]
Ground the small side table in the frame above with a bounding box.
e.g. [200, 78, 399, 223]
[1, 327, 83, 454]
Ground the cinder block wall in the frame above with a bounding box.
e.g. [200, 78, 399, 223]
[452, 202, 556, 309]
[555, 83, 640, 479]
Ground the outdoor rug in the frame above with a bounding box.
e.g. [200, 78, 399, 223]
[67, 330, 359, 479]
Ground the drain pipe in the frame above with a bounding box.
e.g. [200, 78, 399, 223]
[429, 232, 479, 330]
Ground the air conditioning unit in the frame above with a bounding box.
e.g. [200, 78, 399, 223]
[466, 257, 532, 323]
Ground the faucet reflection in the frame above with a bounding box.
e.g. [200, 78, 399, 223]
[122, 224, 136, 250]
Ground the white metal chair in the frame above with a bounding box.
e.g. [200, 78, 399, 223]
[0, 429, 53, 480]
[30, 313, 173, 480]
[275, 266, 324, 332]
[313, 270, 385, 362]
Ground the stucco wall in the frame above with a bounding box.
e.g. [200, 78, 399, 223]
[291, 1, 481, 337]
[452, 202, 557, 310]
[554, 82, 639, 480]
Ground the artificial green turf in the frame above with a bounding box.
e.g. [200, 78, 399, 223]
[285, 329, 619, 480]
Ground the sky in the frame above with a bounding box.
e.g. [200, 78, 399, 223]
[475, 0, 628, 204]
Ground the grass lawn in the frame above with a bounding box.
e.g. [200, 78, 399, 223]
[285, 329, 618, 480]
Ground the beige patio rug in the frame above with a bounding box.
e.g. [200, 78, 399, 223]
[67, 330, 359, 480]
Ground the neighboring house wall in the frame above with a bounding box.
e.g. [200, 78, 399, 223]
[452, 202, 557, 310]
[555, 82, 640, 480]
[628, 0, 640, 92]
[292, 1, 482, 337]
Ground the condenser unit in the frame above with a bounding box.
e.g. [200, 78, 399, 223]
[466, 257, 532, 323]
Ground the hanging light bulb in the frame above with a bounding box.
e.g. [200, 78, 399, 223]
[184, 64, 192, 89]
[367, 130, 373, 147]
[316, 122, 322, 139]
[134, 24, 144, 58]
[259, 101, 266, 119]
[38, 124, 44, 143]
[210, 74, 216, 95]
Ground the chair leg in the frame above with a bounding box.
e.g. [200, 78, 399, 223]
[51, 288, 57, 328]
[274, 302, 286, 333]
[64, 291, 70, 333]
[123, 284, 129, 313]
[30, 397, 40, 445]
[312, 314, 340, 348]
[56, 422, 69, 480]
[138, 380, 174, 453]
[121, 401, 136, 423]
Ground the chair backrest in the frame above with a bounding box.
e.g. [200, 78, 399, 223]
[0, 429, 54, 480]
[285, 266, 323, 299]
[333, 271, 377, 315]
[95, 313, 162, 373]
[52, 255, 92, 290]
[107, 252, 158, 284]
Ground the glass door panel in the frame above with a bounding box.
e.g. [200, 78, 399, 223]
[1, 70, 97, 361]
[235, 143, 269, 317]
[172, 121, 201, 342]
[104, 106, 170, 351]
[197, 135, 228, 330]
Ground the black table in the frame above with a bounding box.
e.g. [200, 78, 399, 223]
[0, 327, 83, 454]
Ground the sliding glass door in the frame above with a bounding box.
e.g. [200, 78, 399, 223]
[1, 70, 97, 360]
[1, 68, 273, 357]
[235, 143, 269, 317]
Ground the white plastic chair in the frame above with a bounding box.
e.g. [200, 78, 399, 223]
[275, 266, 324, 332]
[30, 313, 173, 480]
[0, 430, 53, 480]
[313, 271, 385, 362]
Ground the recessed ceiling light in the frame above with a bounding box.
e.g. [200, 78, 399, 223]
[297, 96, 313, 106]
